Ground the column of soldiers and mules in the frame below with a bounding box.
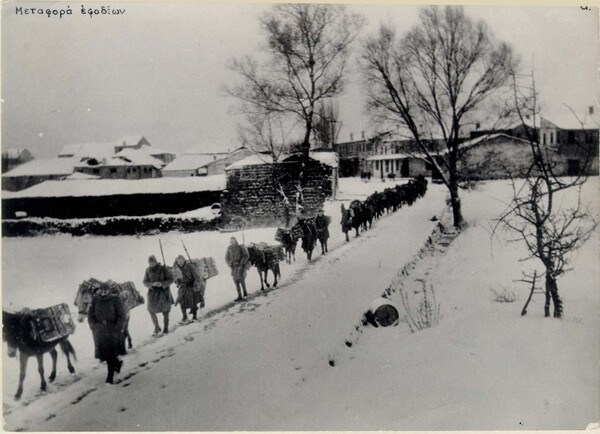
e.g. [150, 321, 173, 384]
[2, 176, 427, 395]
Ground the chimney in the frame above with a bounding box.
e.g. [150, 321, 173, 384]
[476, 122, 481, 130]
[589, 106, 594, 115]
[350, 133, 354, 141]
[361, 131, 365, 139]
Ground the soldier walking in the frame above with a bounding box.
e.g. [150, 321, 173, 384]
[225, 237, 250, 301]
[143, 255, 174, 336]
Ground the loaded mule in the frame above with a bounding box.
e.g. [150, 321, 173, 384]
[3, 307, 77, 400]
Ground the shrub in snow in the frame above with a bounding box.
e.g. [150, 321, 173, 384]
[490, 286, 516, 303]
[399, 281, 441, 333]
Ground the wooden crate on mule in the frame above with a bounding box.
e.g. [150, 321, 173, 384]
[30, 303, 76, 343]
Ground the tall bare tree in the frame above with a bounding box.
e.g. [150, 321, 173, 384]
[362, 6, 515, 227]
[229, 4, 364, 179]
[494, 70, 597, 318]
[312, 100, 341, 149]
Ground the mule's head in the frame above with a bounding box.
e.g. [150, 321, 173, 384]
[74, 286, 95, 323]
[2, 310, 28, 357]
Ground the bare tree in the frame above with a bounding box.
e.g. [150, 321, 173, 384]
[229, 4, 364, 177]
[362, 6, 515, 227]
[312, 100, 341, 149]
[238, 110, 291, 163]
[494, 69, 597, 318]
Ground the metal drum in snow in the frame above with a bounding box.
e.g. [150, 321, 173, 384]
[371, 297, 399, 327]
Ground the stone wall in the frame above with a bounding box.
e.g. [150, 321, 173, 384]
[221, 160, 333, 227]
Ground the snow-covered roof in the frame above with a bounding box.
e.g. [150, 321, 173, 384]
[147, 147, 176, 156]
[3, 175, 226, 199]
[226, 152, 338, 170]
[2, 158, 77, 177]
[112, 147, 165, 169]
[2, 148, 28, 159]
[458, 133, 529, 150]
[58, 142, 117, 160]
[306, 151, 339, 168]
[162, 154, 219, 172]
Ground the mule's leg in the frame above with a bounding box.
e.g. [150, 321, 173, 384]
[273, 266, 279, 287]
[48, 348, 58, 382]
[36, 353, 47, 392]
[15, 352, 28, 400]
[264, 269, 270, 289]
[257, 269, 264, 291]
[60, 340, 76, 374]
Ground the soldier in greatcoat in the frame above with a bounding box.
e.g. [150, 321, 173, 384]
[225, 237, 250, 301]
[143, 255, 174, 336]
[88, 283, 126, 384]
[173, 255, 204, 324]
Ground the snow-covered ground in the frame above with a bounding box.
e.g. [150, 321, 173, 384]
[2, 177, 598, 431]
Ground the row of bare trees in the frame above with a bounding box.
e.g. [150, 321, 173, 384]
[227, 4, 597, 319]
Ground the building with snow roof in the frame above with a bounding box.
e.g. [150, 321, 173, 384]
[74, 146, 165, 180]
[162, 147, 253, 177]
[2, 157, 78, 191]
[2, 148, 34, 173]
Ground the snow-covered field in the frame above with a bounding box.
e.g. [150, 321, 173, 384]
[2, 177, 598, 431]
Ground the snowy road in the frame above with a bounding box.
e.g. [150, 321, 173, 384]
[3, 180, 447, 430]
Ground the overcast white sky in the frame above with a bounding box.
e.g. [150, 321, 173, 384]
[1, 2, 598, 157]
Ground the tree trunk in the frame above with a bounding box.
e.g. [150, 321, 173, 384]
[545, 274, 563, 318]
[448, 177, 464, 228]
[544, 286, 551, 317]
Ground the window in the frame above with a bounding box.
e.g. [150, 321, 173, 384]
[93, 168, 99, 174]
[110, 168, 116, 174]
[543, 133, 546, 145]
[550, 132, 554, 144]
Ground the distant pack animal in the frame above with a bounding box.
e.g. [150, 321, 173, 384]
[247, 243, 282, 291]
[3, 309, 77, 400]
[349, 200, 364, 238]
[280, 229, 298, 264]
[314, 214, 331, 254]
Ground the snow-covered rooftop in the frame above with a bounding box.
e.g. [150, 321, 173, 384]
[3, 174, 226, 198]
[162, 154, 220, 172]
[58, 142, 117, 160]
[112, 147, 165, 168]
[2, 157, 77, 177]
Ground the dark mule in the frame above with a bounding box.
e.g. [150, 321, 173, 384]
[3, 310, 76, 400]
[74, 284, 133, 352]
[296, 219, 318, 260]
[314, 214, 331, 254]
[349, 200, 363, 238]
[281, 231, 298, 264]
[247, 244, 282, 291]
